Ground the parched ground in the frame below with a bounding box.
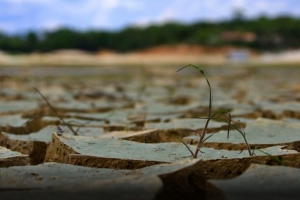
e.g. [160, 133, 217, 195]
[1, 45, 300, 67]
[1, 63, 300, 200]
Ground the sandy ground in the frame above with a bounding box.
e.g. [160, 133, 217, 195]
[0, 51, 226, 66]
[1, 48, 300, 67]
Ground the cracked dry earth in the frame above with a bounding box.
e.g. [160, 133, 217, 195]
[1, 65, 300, 200]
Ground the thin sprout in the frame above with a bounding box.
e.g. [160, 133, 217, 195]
[178, 64, 213, 118]
[173, 128, 203, 157]
[200, 131, 218, 146]
[65, 120, 80, 125]
[227, 112, 231, 139]
[33, 87, 78, 136]
[192, 115, 253, 157]
[195, 120, 209, 158]
[199, 68, 212, 118]
[74, 119, 94, 135]
[251, 147, 257, 156]
[172, 134, 195, 158]
[237, 120, 252, 156]
[176, 65, 252, 158]
[195, 111, 230, 157]
[182, 128, 203, 137]
[177, 65, 231, 158]
[65, 118, 94, 135]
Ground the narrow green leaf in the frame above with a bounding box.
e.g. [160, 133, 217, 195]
[254, 147, 285, 165]
[201, 131, 218, 145]
[177, 64, 212, 118]
[171, 134, 195, 158]
[74, 119, 94, 135]
[227, 112, 232, 139]
[210, 109, 229, 118]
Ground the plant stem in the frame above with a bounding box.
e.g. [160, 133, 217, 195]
[33, 87, 78, 136]
[194, 118, 211, 157]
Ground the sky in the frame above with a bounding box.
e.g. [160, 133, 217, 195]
[0, 0, 299, 34]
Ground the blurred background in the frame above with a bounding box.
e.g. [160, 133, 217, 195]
[0, 0, 300, 66]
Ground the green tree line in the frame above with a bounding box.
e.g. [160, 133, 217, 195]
[0, 15, 300, 53]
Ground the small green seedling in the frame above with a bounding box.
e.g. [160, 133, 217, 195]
[176, 64, 253, 158]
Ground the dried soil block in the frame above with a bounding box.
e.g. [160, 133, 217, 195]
[44, 133, 192, 169]
[210, 164, 300, 200]
[0, 125, 106, 164]
[45, 132, 297, 172]
[0, 100, 38, 114]
[0, 146, 29, 167]
[0, 114, 30, 133]
[0, 127, 52, 165]
[0, 162, 161, 200]
[0, 159, 220, 200]
[186, 118, 300, 151]
[260, 101, 300, 119]
[202, 153, 300, 179]
[144, 118, 226, 132]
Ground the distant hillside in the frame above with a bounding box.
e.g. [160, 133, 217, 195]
[0, 15, 300, 53]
